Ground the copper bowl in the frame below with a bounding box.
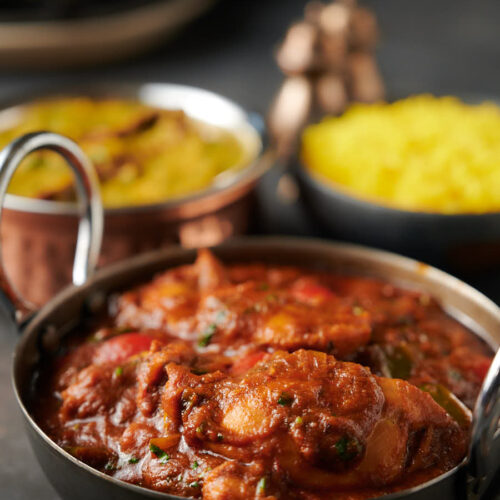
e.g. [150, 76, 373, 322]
[0, 83, 272, 305]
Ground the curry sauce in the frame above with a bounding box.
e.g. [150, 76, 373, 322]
[33, 250, 493, 499]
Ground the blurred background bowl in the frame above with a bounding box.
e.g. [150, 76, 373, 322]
[297, 164, 500, 277]
[1, 82, 272, 304]
[0, 0, 217, 69]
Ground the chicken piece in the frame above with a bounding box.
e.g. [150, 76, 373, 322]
[195, 273, 372, 357]
[114, 250, 229, 338]
[255, 300, 371, 357]
[136, 341, 195, 417]
[203, 461, 278, 500]
[114, 259, 200, 335]
[59, 362, 137, 422]
[162, 350, 468, 492]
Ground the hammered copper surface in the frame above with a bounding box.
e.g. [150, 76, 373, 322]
[2, 193, 253, 305]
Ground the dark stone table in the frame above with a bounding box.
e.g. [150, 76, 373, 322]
[1, 0, 500, 498]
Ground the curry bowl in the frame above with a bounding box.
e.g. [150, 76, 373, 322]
[3, 133, 499, 500]
[0, 83, 272, 305]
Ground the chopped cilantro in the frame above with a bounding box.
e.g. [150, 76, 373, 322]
[277, 392, 293, 406]
[114, 366, 123, 377]
[128, 457, 139, 464]
[295, 416, 303, 425]
[191, 461, 199, 469]
[198, 323, 217, 347]
[189, 481, 201, 488]
[335, 436, 348, 458]
[335, 436, 360, 461]
[149, 442, 169, 462]
[256, 476, 268, 494]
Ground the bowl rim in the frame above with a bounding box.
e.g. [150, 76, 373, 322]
[0, 82, 272, 216]
[12, 236, 500, 499]
[299, 163, 500, 218]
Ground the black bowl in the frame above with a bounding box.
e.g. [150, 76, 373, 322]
[297, 165, 500, 276]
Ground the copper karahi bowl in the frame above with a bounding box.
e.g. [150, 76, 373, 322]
[0, 83, 271, 305]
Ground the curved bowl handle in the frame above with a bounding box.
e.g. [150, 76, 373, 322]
[467, 347, 500, 499]
[0, 131, 103, 321]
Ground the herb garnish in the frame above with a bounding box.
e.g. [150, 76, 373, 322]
[128, 457, 139, 464]
[198, 323, 216, 347]
[335, 436, 360, 461]
[149, 443, 170, 463]
[114, 366, 123, 377]
[277, 392, 293, 406]
[256, 476, 268, 494]
[198, 310, 227, 347]
[189, 481, 201, 488]
[191, 461, 199, 469]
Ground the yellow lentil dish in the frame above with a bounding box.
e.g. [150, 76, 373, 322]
[302, 95, 500, 214]
[1, 98, 246, 207]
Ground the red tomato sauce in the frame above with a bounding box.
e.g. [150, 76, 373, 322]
[32, 250, 494, 499]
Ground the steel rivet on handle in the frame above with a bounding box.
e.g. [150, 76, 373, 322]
[0, 131, 103, 320]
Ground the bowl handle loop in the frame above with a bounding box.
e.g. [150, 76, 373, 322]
[467, 347, 500, 498]
[0, 132, 103, 321]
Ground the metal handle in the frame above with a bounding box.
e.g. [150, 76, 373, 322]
[467, 347, 500, 499]
[0, 132, 103, 320]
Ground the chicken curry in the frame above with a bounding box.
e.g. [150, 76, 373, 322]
[33, 250, 493, 499]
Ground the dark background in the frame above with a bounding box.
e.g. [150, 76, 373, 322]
[1, 0, 500, 498]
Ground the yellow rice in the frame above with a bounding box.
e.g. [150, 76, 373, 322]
[301, 94, 500, 213]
